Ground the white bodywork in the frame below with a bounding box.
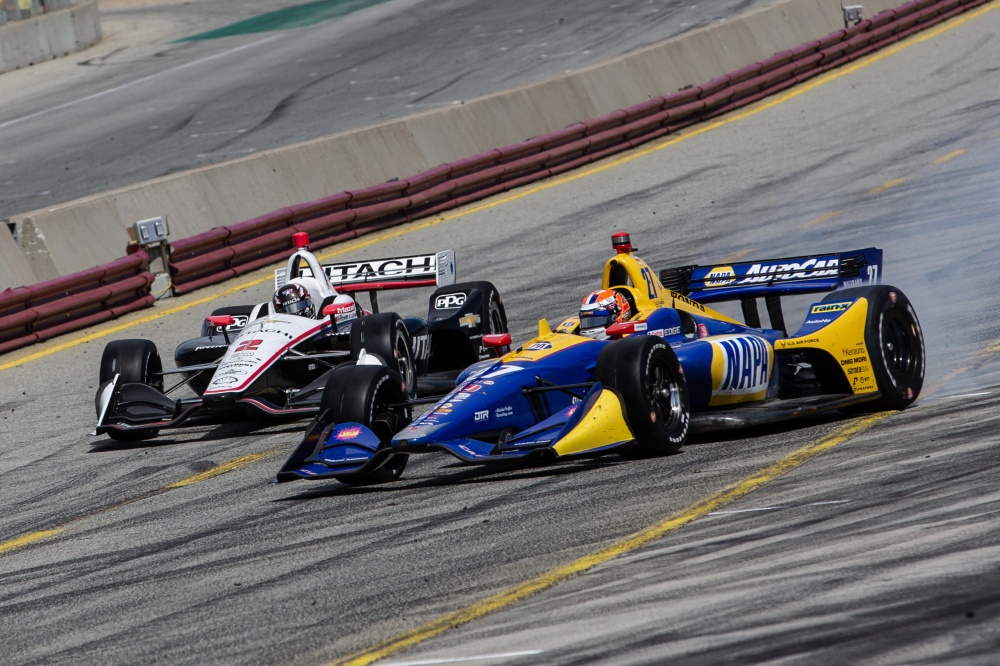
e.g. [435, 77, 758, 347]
[203, 315, 329, 395]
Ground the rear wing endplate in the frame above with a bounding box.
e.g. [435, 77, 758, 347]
[276, 250, 456, 293]
[659, 248, 882, 304]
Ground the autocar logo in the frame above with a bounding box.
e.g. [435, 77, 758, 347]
[705, 266, 736, 287]
[435, 293, 466, 309]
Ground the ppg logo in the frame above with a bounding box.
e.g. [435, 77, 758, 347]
[435, 293, 466, 309]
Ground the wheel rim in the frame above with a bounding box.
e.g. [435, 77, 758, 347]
[647, 357, 684, 431]
[394, 328, 415, 394]
[881, 310, 917, 382]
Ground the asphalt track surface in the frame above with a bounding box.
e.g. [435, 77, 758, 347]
[3, 3, 1000, 666]
[0, 0, 779, 222]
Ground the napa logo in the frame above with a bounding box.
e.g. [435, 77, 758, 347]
[810, 301, 852, 315]
[713, 335, 772, 395]
[705, 266, 736, 287]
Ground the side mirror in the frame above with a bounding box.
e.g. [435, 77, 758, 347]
[482, 333, 512, 348]
[606, 321, 646, 339]
[206, 315, 235, 344]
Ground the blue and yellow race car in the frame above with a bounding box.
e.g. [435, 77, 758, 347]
[276, 232, 924, 485]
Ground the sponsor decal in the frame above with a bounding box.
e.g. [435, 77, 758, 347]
[212, 376, 240, 385]
[259, 328, 296, 340]
[464, 384, 482, 392]
[779, 337, 820, 347]
[526, 342, 553, 351]
[804, 318, 832, 325]
[194, 345, 228, 352]
[633, 322, 648, 332]
[810, 302, 851, 314]
[714, 336, 771, 394]
[698, 323, 709, 338]
[566, 404, 578, 417]
[453, 392, 471, 401]
[842, 346, 866, 356]
[433, 408, 452, 415]
[673, 292, 706, 312]
[235, 339, 263, 353]
[434, 293, 466, 309]
[648, 326, 681, 338]
[210, 315, 249, 332]
[474, 410, 489, 422]
[495, 405, 514, 418]
[481, 380, 495, 386]
[411, 334, 430, 361]
[738, 258, 840, 284]
[325, 256, 436, 284]
[847, 365, 871, 375]
[331, 303, 358, 324]
[460, 313, 481, 328]
[840, 355, 868, 366]
[335, 426, 363, 441]
[705, 266, 736, 287]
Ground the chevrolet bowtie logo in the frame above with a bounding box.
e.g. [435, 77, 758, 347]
[459, 313, 481, 328]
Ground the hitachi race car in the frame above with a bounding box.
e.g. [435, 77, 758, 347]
[93, 233, 508, 442]
[276, 232, 924, 485]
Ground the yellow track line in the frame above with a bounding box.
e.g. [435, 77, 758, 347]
[4, 2, 996, 374]
[867, 177, 907, 195]
[166, 451, 277, 488]
[934, 149, 966, 163]
[334, 413, 891, 666]
[0, 450, 278, 555]
[0, 528, 63, 555]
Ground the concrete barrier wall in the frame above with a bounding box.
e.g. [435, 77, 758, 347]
[6, 0, 899, 288]
[0, 0, 101, 75]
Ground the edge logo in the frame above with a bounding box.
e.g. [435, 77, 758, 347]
[810, 301, 852, 314]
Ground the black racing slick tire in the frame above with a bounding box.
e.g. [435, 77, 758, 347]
[321, 364, 411, 485]
[350, 312, 417, 399]
[824, 285, 925, 411]
[97, 339, 164, 441]
[595, 336, 690, 456]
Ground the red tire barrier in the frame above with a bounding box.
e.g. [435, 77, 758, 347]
[0, 250, 154, 355]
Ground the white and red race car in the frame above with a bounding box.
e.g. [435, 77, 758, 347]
[93, 233, 508, 442]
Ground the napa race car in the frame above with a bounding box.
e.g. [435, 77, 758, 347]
[92, 232, 508, 442]
[276, 232, 924, 485]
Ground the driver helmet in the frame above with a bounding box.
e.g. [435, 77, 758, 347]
[273, 280, 316, 318]
[579, 289, 631, 339]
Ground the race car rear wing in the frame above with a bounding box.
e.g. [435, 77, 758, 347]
[659, 247, 882, 332]
[275, 250, 456, 312]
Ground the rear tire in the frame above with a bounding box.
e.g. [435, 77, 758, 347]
[595, 336, 689, 456]
[350, 313, 417, 398]
[825, 286, 924, 411]
[321, 365, 411, 485]
[97, 339, 163, 441]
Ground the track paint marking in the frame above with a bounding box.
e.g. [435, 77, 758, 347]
[381, 651, 544, 666]
[868, 178, 906, 194]
[0, 36, 282, 131]
[1, 450, 278, 555]
[936, 391, 992, 400]
[4, 2, 997, 372]
[933, 149, 966, 163]
[333, 414, 890, 666]
[0, 529, 63, 555]
[801, 211, 841, 229]
[708, 499, 850, 515]
[166, 451, 276, 488]
[707, 507, 779, 515]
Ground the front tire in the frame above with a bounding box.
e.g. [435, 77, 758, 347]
[350, 312, 417, 398]
[97, 339, 163, 441]
[321, 364, 411, 485]
[825, 286, 924, 411]
[595, 336, 689, 456]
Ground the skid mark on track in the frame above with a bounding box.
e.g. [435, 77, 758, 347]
[0, 450, 278, 556]
[333, 414, 890, 666]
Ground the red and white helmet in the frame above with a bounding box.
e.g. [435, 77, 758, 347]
[579, 289, 631, 339]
